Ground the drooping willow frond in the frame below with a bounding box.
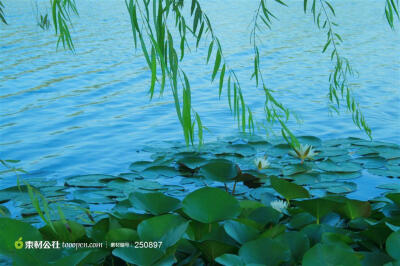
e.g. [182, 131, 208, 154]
[304, 0, 372, 139]
[0, 0, 7, 24]
[1, 0, 398, 145]
[51, 0, 79, 51]
[385, 0, 400, 29]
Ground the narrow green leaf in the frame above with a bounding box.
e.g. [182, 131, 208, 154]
[212, 50, 221, 81]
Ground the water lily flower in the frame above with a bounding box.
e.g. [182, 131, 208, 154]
[289, 144, 318, 163]
[254, 157, 270, 170]
[270, 200, 288, 213]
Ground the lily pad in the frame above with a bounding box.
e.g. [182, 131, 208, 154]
[270, 176, 310, 200]
[302, 243, 361, 266]
[182, 187, 240, 223]
[137, 213, 189, 250]
[129, 192, 180, 215]
[199, 159, 239, 182]
[223, 220, 260, 244]
[238, 237, 291, 265]
[282, 163, 310, 176]
[386, 231, 400, 260]
[64, 174, 118, 188]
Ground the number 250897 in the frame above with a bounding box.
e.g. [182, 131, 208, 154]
[134, 241, 163, 248]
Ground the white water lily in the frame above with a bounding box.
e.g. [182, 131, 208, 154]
[254, 157, 270, 170]
[270, 200, 288, 213]
[289, 144, 318, 163]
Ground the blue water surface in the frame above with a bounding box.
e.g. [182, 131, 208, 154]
[0, 0, 399, 195]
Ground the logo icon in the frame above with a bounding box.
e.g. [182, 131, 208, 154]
[14, 237, 23, 250]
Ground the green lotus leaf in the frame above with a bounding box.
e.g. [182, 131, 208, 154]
[177, 156, 208, 170]
[105, 228, 138, 242]
[0, 217, 52, 265]
[275, 231, 310, 263]
[319, 172, 360, 181]
[199, 159, 239, 182]
[291, 173, 320, 185]
[137, 214, 189, 250]
[215, 254, 245, 266]
[373, 146, 400, 160]
[182, 187, 240, 223]
[288, 212, 316, 229]
[140, 165, 179, 179]
[270, 176, 310, 200]
[282, 163, 311, 176]
[225, 144, 257, 157]
[297, 136, 322, 147]
[368, 168, 400, 178]
[239, 237, 291, 265]
[129, 192, 180, 215]
[129, 161, 154, 172]
[64, 174, 119, 188]
[317, 160, 361, 173]
[295, 198, 341, 223]
[269, 144, 291, 157]
[248, 206, 282, 225]
[386, 193, 400, 206]
[353, 156, 386, 169]
[112, 247, 164, 266]
[223, 220, 260, 244]
[333, 197, 371, 219]
[302, 243, 361, 266]
[387, 231, 400, 260]
[359, 252, 393, 266]
[40, 220, 86, 242]
[377, 183, 400, 191]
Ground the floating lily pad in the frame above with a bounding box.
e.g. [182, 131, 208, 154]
[140, 166, 179, 179]
[177, 156, 208, 170]
[319, 172, 360, 181]
[302, 243, 361, 266]
[317, 160, 361, 173]
[377, 183, 400, 191]
[64, 174, 119, 188]
[238, 237, 291, 265]
[137, 214, 189, 250]
[386, 231, 400, 260]
[310, 182, 357, 194]
[129, 192, 180, 215]
[298, 136, 322, 147]
[269, 144, 291, 157]
[282, 163, 310, 176]
[270, 176, 310, 200]
[353, 156, 386, 169]
[291, 173, 320, 185]
[129, 161, 154, 172]
[368, 168, 400, 178]
[182, 187, 240, 223]
[223, 220, 260, 244]
[199, 159, 238, 182]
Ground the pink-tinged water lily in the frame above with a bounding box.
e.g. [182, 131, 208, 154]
[254, 157, 270, 170]
[289, 144, 318, 163]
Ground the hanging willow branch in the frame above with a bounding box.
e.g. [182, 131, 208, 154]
[0, 0, 7, 24]
[1, 0, 399, 145]
[304, 0, 372, 138]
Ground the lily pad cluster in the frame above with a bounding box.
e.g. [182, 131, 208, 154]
[0, 134, 399, 264]
[0, 185, 400, 265]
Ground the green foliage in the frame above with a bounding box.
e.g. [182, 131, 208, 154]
[1, 135, 400, 264]
[2, 0, 398, 144]
[0, 0, 6, 24]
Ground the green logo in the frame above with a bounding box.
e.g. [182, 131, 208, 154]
[14, 237, 23, 250]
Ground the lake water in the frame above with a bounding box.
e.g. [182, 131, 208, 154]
[1, 0, 399, 191]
